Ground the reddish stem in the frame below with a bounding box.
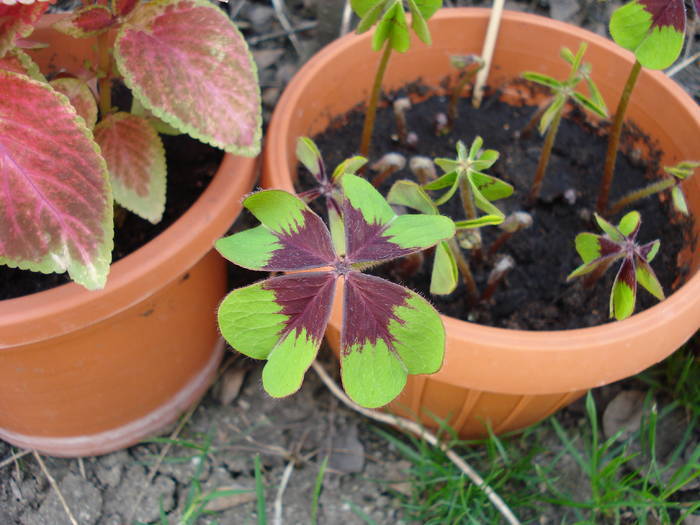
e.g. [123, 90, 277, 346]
[359, 40, 393, 159]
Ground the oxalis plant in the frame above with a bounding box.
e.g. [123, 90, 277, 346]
[350, 0, 442, 157]
[0, 0, 261, 290]
[597, 0, 699, 214]
[215, 173, 455, 408]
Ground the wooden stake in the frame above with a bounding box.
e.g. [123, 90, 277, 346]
[472, 0, 505, 108]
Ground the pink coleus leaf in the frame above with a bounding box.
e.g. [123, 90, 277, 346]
[0, 71, 113, 289]
[0, 47, 43, 80]
[53, 5, 117, 38]
[0, 1, 51, 56]
[50, 77, 98, 129]
[115, 0, 262, 156]
[94, 112, 166, 224]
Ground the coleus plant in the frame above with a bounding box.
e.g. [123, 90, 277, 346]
[215, 173, 455, 408]
[597, 0, 699, 214]
[521, 43, 607, 202]
[567, 211, 664, 321]
[0, 0, 261, 290]
[350, 0, 442, 157]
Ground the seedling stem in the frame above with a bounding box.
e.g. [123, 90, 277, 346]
[528, 109, 563, 203]
[359, 39, 393, 158]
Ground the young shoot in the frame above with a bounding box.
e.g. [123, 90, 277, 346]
[409, 156, 437, 185]
[481, 254, 515, 302]
[215, 173, 454, 408]
[393, 97, 412, 146]
[598, 0, 695, 214]
[350, 0, 442, 157]
[521, 43, 608, 203]
[448, 54, 484, 127]
[487, 211, 533, 258]
[609, 160, 699, 216]
[425, 136, 513, 260]
[567, 211, 664, 321]
[371, 152, 406, 187]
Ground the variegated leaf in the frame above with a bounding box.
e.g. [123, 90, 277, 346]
[50, 77, 98, 129]
[218, 272, 337, 397]
[215, 190, 336, 271]
[52, 5, 116, 38]
[609, 0, 686, 69]
[610, 257, 637, 320]
[340, 272, 445, 408]
[0, 71, 112, 289]
[94, 112, 166, 223]
[0, 47, 43, 80]
[341, 174, 454, 264]
[115, 0, 261, 155]
[0, 1, 51, 56]
[635, 255, 664, 300]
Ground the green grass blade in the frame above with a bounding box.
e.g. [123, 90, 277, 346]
[254, 455, 267, 525]
[310, 456, 329, 525]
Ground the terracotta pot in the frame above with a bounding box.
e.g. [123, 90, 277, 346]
[262, 8, 700, 438]
[0, 16, 258, 456]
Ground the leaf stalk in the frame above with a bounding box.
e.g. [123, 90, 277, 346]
[359, 39, 394, 158]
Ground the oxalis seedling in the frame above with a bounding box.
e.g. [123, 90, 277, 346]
[598, 0, 699, 214]
[567, 211, 664, 321]
[215, 173, 454, 409]
[351, 0, 442, 157]
[0, 0, 260, 289]
[521, 42, 608, 203]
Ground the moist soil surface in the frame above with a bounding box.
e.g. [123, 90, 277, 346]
[305, 84, 693, 330]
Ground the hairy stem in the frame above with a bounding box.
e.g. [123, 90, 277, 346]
[519, 102, 548, 140]
[528, 107, 563, 203]
[359, 40, 393, 159]
[596, 60, 642, 215]
[97, 31, 113, 117]
[609, 178, 675, 216]
[458, 175, 483, 261]
[448, 238, 478, 303]
[448, 69, 479, 125]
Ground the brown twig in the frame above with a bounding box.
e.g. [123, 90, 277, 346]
[33, 451, 79, 525]
[310, 361, 521, 525]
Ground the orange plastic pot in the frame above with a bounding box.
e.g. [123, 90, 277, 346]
[0, 17, 258, 457]
[262, 8, 700, 438]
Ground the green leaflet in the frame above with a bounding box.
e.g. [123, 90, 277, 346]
[430, 241, 458, 295]
[341, 291, 445, 408]
[611, 275, 635, 320]
[387, 180, 438, 215]
[636, 259, 664, 300]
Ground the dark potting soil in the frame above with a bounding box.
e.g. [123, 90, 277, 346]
[0, 133, 223, 301]
[301, 82, 694, 331]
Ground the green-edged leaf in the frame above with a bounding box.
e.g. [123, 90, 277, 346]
[617, 210, 641, 237]
[635, 256, 664, 300]
[0, 71, 112, 290]
[671, 186, 689, 215]
[568, 234, 623, 280]
[387, 180, 438, 215]
[372, 2, 410, 52]
[610, 258, 637, 320]
[470, 171, 513, 201]
[609, 0, 686, 70]
[331, 156, 367, 181]
[115, 0, 262, 156]
[539, 94, 565, 134]
[0, 48, 43, 81]
[94, 112, 166, 223]
[215, 190, 336, 271]
[641, 239, 660, 262]
[0, 2, 51, 57]
[575, 232, 604, 263]
[130, 96, 183, 135]
[50, 77, 98, 130]
[52, 5, 116, 38]
[340, 272, 445, 408]
[572, 91, 608, 118]
[430, 241, 457, 295]
[329, 204, 345, 256]
[522, 71, 562, 90]
[296, 137, 323, 179]
[407, 0, 430, 45]
[594, 213, 625, 242]
[218, 272, 337, 397]
[341, 174, 454, 264]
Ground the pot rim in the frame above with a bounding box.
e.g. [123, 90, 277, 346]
[0, 153, 258, 347]
[264, 9, 700, 355]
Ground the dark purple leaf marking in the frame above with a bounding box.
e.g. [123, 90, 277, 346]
[341, 272, 410, 356]
[640, 0, 686, 31]
[617, 257, 637, 289]
[638, 240, 657, 260]
[262, 271, 337, 343]
[264, 209, 337, 270]
[343, 201, 415, 264]
[599, 236, 624, 257]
